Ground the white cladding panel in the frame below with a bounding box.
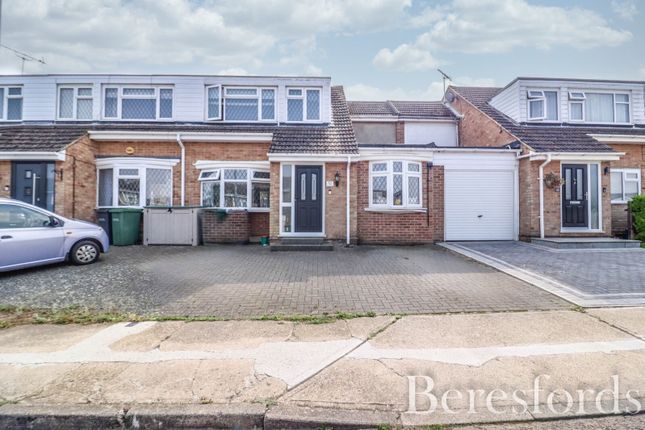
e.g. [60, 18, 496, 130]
[0, 74, 332, 123]
[404, 121, 457, 146]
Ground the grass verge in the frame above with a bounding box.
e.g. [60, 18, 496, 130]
[0, 305, 377, 329]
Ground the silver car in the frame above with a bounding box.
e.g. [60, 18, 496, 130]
[0, 198, 109, 272]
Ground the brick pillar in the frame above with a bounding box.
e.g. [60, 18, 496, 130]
[395, 121, 405, 144]
[429, 165, 445, 242]
[0, 161, 10, 197]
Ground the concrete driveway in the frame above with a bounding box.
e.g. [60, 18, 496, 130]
[0, 244, 567, 317]
[443, 241, 645, 307]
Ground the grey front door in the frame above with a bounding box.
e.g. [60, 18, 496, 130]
[294, 166, 323, 233]
[562, 164, 588, 228]
[11, 162, 54, 211]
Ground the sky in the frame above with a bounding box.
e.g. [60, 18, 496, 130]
[0, 0, 644, 101]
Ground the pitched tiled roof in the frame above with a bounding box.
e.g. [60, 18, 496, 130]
[0, 86, 358, 155]
[0, 126, 87, 152]
[450, 86, 645, 153]
[347, 100, 454, 119]
[270, 86, 358, 154]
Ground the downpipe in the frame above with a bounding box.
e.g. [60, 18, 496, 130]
[176, 133, 185, 206]
[538, 154, 552, 239]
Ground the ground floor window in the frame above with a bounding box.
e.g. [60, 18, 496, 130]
[199, 167, 270, 210]
[96, 158, 176, 207]
[611, 168, 641, 203]
[369, 160, 422, 208]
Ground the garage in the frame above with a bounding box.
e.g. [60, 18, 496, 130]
[436, 151, 518, 241]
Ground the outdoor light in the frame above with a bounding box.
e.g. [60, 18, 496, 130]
[334, 171, 340, 187]
[604, 166, 610, 175]
[3, 185, 8, 192]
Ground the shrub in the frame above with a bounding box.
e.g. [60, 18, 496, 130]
[631, 195, 645, 241]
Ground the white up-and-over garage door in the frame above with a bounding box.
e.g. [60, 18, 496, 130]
[435, 152, 518, 241]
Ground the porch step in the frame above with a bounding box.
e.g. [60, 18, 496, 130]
[270, 238, 334, 252]
[532, 237, 642, 249]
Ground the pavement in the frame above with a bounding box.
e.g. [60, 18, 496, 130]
[0, 244, 567, 317]
[2, 307, 645, 429]
[442, 241, 645, 307]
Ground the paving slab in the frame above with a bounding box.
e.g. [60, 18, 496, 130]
[109, 321, 186, 352]
[0, 364, 79, 402]
[370, 311, 631, 349]
[159, 320, 293, 350]
[588, 307, 645, 338]
[0, 324, 106, 353]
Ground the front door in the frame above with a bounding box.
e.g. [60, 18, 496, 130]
[562, 164, 588, 228]
[11, 162, 54, 211]
[294, 165, 323, 233]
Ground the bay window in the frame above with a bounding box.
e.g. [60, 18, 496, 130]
[222, 87, 276, 122]
[58, 86, 93, 120]
[199, 167, 270, 210]
[0, 86, 23, 121]
[103, 86, 173, 120]
[369, 161, 422, 208]
[527, 90, 558, 121]
[287, 88, 321, 122]
[611, 169, 641, 203]
[96, 159, 176, 207]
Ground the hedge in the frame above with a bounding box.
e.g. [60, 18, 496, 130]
[631, 195, 645, 241]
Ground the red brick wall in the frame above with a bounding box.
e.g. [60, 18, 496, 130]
[0, 161, 10, 197]
[201, 210, 250, 243]
[395, 121, 405, 144]
[55, 136, 99, 220]
[356, 161, 443, 244]
[324, 162, 357, 241]
[249, 212, 269, 237]
[608, 143, 645, 235]
[449, 94, 517, 148]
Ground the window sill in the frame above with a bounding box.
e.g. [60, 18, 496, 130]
[202, 207, 270, 213]
[365, 207, 427, 214]
[560, 228, 604, 233]
[611, 201, 630, 205]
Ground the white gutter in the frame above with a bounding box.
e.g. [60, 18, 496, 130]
[527, 152, 623, 161]
[588, 134, 645, 144]
[538, 154, 552, 239]
[176, 134, 185, 206]
[0, 151, 66, 161]
[89, 131, 273, 143]
[346, 155, 351, 246]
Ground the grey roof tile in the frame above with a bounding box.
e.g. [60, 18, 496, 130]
[450, 86, 645, 153]
[347, 100, 454, 119]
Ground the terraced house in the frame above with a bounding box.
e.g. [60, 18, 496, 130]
[0, 74, 643, 246]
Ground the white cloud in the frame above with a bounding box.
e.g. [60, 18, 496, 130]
[0, 0, 411, 74]
[218, 68, 249, 76]
[611, 0, 638, 20]
[375, 0, 632, 71]
[345, 76, 495, 101]
[640, 67, 645, 77]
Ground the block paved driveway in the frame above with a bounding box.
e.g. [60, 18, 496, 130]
[447, 241, 645, 307]
[0, 245, 568, 317]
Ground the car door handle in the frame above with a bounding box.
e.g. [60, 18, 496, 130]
[1, 235, 12, 239]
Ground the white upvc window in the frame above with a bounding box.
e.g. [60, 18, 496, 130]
[58, 86, 93, 120]
[205, 85, 221, 120]
[568, 91, 586, 122]
[527, 89, 558, 121]
[199, 167, 270, 210]
[582, 92, 631, 124]
[222, 87, 276, 122]
[369, 160, 422, 209]
[0, 86, 23, 121]
[611, 168, 641, 203]
[102, 86, 174, 120]
[286, 87, 321, 122]
[96, 159, 176, 208]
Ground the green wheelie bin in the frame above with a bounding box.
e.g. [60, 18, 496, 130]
[109, 208, 143, 246]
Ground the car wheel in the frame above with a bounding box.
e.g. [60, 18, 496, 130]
[70, 240, 100, 265]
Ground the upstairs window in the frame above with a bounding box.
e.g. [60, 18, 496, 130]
[527, 90, 558, 121]
[576, 92, 631, 124]
[287, 88, 321, 122]
[369, 161, 422, 209]
[58, 86, 93, 120]
[222, 87, 275, 122]
[0, 86, 23, 121]
[103, 86, 173, 120]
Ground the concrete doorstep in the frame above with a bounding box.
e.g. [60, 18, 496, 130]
[1, 309, 645, 429]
